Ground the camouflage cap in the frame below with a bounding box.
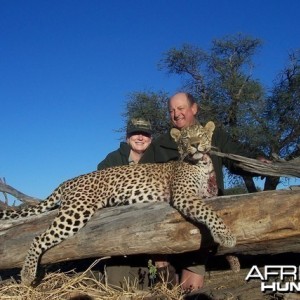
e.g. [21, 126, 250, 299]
[126, 118, 152, 135]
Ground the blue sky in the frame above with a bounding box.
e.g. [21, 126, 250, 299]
[1, 0, 299, 200]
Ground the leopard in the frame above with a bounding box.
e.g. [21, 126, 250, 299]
[0, 121, 236, 286]
[174, 121, 240, 273]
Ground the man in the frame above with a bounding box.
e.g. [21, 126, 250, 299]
[140, 92, 258, 292]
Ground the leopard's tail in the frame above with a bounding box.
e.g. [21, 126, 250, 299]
[0, 185, 63, 220]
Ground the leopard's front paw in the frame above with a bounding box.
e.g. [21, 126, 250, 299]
[226, 255, 240, 273]
[21, 265, 37, 286]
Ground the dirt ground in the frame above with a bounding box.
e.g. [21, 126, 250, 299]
[190, 268, 268, 300]
[184, 253, 300, 300]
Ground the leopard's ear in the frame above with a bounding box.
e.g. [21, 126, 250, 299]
[170, 128, 181, 142]
[205, 121, 215, 133]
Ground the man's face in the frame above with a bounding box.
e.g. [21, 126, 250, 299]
[169, 93, 198, 129]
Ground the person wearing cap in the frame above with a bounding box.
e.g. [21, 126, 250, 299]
[97, 118, 153, 288]
[97, 118, 152, 170]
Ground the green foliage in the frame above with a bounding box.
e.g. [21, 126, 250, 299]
[209, 35, 264, 148]
[210, 34, 262, 76]
[158, 44, 208, 78]
[148, 259, 157, 281]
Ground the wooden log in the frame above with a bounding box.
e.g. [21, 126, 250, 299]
[0, 202, 201, 270]
[0, 189, 300, 271]
[209, 189, 300, 255]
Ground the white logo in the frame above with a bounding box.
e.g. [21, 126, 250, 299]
[245, 265, 300, 293]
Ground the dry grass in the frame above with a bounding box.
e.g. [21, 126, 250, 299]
[0, 260, 184, 300]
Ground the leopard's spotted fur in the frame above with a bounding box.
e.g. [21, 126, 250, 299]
[0, 121, 236, 286]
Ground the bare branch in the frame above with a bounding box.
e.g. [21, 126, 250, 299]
[0, 181, 41, 206]
[211, 150, 300, 178]
[0, 178, 9, 205]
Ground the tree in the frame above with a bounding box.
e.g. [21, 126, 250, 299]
[209, 35, 266, 192]
[258, 49, 300, 189]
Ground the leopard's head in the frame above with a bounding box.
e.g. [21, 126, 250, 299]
[170, 121, 215, 163]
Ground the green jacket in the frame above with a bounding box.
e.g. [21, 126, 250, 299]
[97, 142, 131, 170]
[139, 127, 249, 195]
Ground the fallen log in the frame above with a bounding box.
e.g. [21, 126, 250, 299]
[0, 189, 299, 271]
[0, 202, 201, 270]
